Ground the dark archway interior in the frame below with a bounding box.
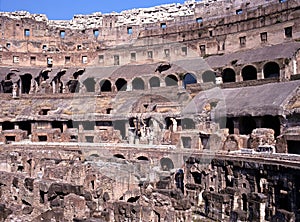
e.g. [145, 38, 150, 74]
[83, 78, 96, 92]
[160, 157, 174, 171]
[242, 65, 257, 81]
[114, 154, 126, 159]
[149, 77, 160, 88]
[137, 156, 149, 161]
[222, 68, 236, 83]
[226, 118, 234, 134]
[115, 78, 127, 91]
[100, 79, 112, 92]
[165, 75, 178, 86]
[132, 78, 145, 90]
[67, 80, 79, 93]
[264, 62, 280, 78]
[239, 116, 256, 135]
[262, 115, 280, 137]
[183, 73, 197, 88]
[202, 71, 216, 83]
[2, 121, 14, 130]
[21, 74, 32, 94]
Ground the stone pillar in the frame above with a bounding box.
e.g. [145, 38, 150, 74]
[233, 119, 240, 135]
[63, 123, 67, 132]
[293, 58, 297, 75]
[14, 124, 19, 130]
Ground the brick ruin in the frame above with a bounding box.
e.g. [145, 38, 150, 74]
[0, 0, 300, 221]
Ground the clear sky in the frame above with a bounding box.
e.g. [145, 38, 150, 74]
[0, 0, 187, 20]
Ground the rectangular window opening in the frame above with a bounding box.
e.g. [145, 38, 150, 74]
[24, 29, 30, 37]
[164, 49, 170, 58]
[147, 51, 153, 59]
[82, 56, 87, 64]
[65, 56, 71, 64]
[236, 9, 243, 15]
[260, 32, 267, 42]
[239, 36, 246, 47]
[130, 52, 136, 61]
[285, 26, 292, 38]
[114, 55, 120, 66]
[60, 30, 65, 38]
[127, 27, 133, 35]
[98, 55, 104, 64]
[30, 56, 36, 64]
[161, 23, 167, 29]
[196, 17, 203, 23]
[13, 56, 19, 63]
[93, 29, 99, 38]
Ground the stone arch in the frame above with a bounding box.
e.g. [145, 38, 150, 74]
[202, 70, 216, 83]
[183, 73, 197, 88]
[100, 79, 112, 92]
[136, 156, 149, 161]
[222, 68, 236, 83]
[113, 154, 126, 159]
[165, 74, 178, 86]
[115, 78, 127, 91]
[241, 65, 257, 81]
[20, 73, 32, 94]
[149, 76, 160, 88]
[83, 78, 96, 92]
[160, 157, 174, 171]
[263, 61, 280, 78]
[132, 77, 145, 90]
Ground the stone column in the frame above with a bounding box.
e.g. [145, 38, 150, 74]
[233, 119, 240, 135]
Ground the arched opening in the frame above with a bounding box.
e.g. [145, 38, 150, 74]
[242, 65, 257, 81]
[240, 116, 256, 135]
[137, 156, 149, 161]
[226, 118, 234, 134]
[202, 70, 216, 83]
[160, 157, 174, 171]
[165, 74, 178, 86]
[262, 115, 280, 137]
[100, 79, 112, 92]
[113, 154, 126, 159]
[132, 77, 145, 90]
[149, 76, 160, 88]
[127, 196, 140, 203]
[67, 80, 79, 93]
[183, 73, 197, 88]
[242, 194, 247, 211]
[21, 73, 32, 94]
[115, 78, 127, 91]
[83, 78, 96, 92]
[263, 62, 280, 78]
[222, 68, 236, 83]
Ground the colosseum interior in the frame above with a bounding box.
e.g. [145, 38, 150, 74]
[0, 0, 300, 221]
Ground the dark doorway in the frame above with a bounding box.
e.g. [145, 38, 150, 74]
[165, 75, 178, 86]
[100, 79, 112, 92]
[222, 68, 236, 83]
[202, 70, 216, 83]
[183, 73, 197, 88]
[115, 78, 127, 91]
[262, 115, 280, 137]
[263, 62, 280, 78]
[83, 78, 96, 92]
[21, 74, 32, 94]
[160, 157, 174, 171]
[242, 65, 257, 81]
[240, 116, 256, 135]
[132, 78, 145, 90]
[149, 76, 160, 88]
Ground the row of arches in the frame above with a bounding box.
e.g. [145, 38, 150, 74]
[82, 73, 197, 93]
[202, 61, 280, 84]
[112, 154, 175, 171]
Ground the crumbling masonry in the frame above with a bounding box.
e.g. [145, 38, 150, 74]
[0, 0, 300, 221]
